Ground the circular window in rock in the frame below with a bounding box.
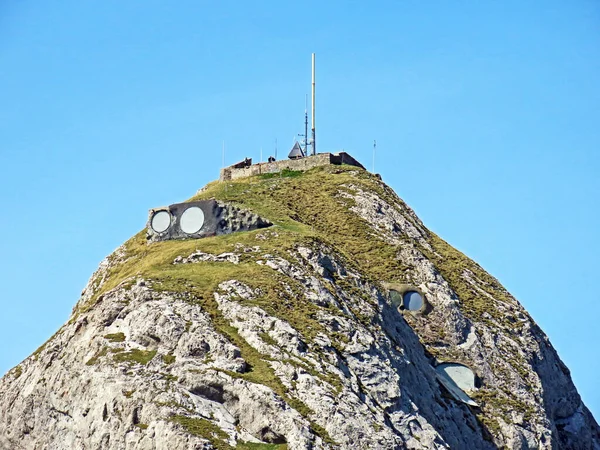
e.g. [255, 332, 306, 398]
[180, 206, 205, 234]
[151, 210, 171, 233]
[436, 363, 477, 391]
[403, 291, 424, 311]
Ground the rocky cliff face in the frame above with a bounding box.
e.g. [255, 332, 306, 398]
[1, 166, 598, 450]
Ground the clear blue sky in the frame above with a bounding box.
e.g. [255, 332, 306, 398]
[1, 1, 598, 418]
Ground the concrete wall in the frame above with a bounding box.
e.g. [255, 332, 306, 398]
[220, 152, 364, 181]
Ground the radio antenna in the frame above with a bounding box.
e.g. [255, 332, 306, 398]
[304, 94, 309, 156]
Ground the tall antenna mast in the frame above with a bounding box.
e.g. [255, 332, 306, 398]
[311, 53, 316, 156]
[222, 140, 225, 169]
[298, 95, 309, 157]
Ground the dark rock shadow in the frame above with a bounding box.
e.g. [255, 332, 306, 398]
[377, 298, 499, 449]
[529, 323, 600, 449]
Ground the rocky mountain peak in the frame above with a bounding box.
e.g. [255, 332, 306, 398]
[1, 165, 598, 449]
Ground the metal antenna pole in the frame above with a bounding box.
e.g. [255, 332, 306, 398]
[373, 140, 376, 173]
[260, 147, 263, 163]
[311, 53, 316, 156]
[275, 138, 278, 160]
[304, 94, 309, 157]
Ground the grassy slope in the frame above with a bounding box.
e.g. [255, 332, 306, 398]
[73, 165, 532, 446]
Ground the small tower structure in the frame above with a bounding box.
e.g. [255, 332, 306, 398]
[288, 141, 305, 159]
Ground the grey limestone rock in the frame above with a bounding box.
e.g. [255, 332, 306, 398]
[1, 168, 598, 450]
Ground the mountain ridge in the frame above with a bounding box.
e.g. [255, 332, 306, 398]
[1, 165, 598, 449]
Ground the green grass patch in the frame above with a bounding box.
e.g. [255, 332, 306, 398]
[258, 332, 278, 347]
[104, 332, 126, 343]
[163, 354, 176, 365]
[237, 443, 288, 450]
[161, 372, 178, 382]
[191, 166, 412, 283]
[113, 349, 157, 366]
[86, 347, 109, 366]
[258, 168, 304, 180]
[171, 415, 289, 449]
[171, 416, 230, 449]
[13, 366, 23, 379]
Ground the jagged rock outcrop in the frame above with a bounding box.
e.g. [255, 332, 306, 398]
[1, 165, 598, 450]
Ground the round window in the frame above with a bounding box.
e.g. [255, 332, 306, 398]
[180, 206, 205, 234]
[151, 210, 171, 233]
[436, 363, 477, 391]
[403, 291, 423, 311]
